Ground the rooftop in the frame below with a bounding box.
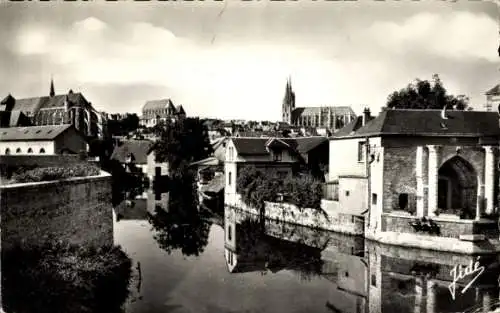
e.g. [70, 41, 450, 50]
[142, 99, 175, 111]
[293, 106, 356, 116]
[5, 92, 90, 113]
[231, 136, 328, 156]
[0, 124, 73, 141]
[332, 109, 500, 139]
[110, 139, 154, 164]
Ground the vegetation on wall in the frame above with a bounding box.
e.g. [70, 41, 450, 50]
[11, 163, 101, 183]
[3, 241, 132, 313]
[387, 74, 470, 110]
[237, 165, 323, 211]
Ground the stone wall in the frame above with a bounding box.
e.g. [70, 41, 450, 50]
[229, 200, 365, 235]
[383, 146, 417, 213]
[0, 172, 113, 250]
[381, 213, 498, 239]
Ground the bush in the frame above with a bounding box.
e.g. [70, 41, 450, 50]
[11, 163, 101, 183]
[3, 241, 132, 313]
[238, 166, 323, 210]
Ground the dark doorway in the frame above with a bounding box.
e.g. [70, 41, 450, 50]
[437, 156, 477, 217]
[398, 193, 408, 210]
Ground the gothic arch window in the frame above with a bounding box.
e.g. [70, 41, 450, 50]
[16, 148, 21, 153]
[39, 148, 46, 154]
[27, 148, 33, 153]
[5, 148, 10, 155]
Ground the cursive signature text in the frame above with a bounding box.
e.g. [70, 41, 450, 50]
[448, 258, 484, 300]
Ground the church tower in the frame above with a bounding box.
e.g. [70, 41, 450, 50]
[282, 76, 295, 125]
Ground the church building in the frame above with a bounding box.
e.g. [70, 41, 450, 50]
[0, 79, 108, 139]
[281, 77, 357, 132]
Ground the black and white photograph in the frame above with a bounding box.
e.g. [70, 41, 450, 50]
[0, 0, 499, 312]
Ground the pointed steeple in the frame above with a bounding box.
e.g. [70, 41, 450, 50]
[49, 76, 55, 97]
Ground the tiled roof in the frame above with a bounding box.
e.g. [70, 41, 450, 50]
[110, 139, 154, 164]
[486, 84, 500, 96]
[293, 106, 356, 116]
[332, 109, 500, 139]
[200, 173, 225, 193]
[231, 136, 328, 156]
[0, 124, 73, 141]
[11, 93, 89, 112]
[331, 116, 363, 137]
[142, 99, 175, 111]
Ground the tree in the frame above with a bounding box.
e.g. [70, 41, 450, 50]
[387, 74, 469, 110]
[107, 113, 140, 136]
[153, 117, 213, 175]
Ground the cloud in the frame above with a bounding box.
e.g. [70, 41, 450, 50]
[8, 10, 498, 119]
[366, 11, 497, 62]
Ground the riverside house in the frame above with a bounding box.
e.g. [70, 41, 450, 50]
[224, 136, 328, 206]
[0, 124, 88, 155]
[110, 139, 153, 176]
[328, 107, 500, 253]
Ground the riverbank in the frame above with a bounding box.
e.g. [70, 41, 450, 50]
[227, 195, 500, 255]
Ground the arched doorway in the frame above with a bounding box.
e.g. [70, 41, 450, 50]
[437, 156, 477, 218]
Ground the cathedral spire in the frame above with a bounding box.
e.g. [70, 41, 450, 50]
[49, 76, 55, 97]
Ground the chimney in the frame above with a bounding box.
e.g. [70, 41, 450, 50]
[362, 107, 371, 126]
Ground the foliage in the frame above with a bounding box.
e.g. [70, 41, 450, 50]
[107, 113, 140, 137]
[11, 163, 101, 183]
[88, 138, 115, 159]
[237, 165, 323, 211]
[152, 117, 213, 175]
[387, 74, 469, 110]
[148, 171, 212, 257]
[2, 241, 132, 313]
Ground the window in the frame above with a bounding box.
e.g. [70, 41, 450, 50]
[399, 193, 409, 210]
[39, 148, 45, 154]
[228, 225, 232, 241]
[345, 190, 350, 197]
[273, 151, 282, 161]
[372, 193, 378, 205]
[371, 274, 377, 287]
[5, 148, 10, 155]
[16, 148, 21, 153]
[358, 141, 366, 162]
[27, 148, 33, 153]
[228, 172, 232, 186]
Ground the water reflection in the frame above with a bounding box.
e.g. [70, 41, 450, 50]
[115, 183, 500, 313]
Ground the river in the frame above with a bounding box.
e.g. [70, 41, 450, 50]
[114, 191, 500, 313]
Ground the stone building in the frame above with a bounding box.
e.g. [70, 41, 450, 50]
[0, 124, 88, 155]
[328, 108, 500, 252]
[485, 84, 500, 112]
[140, 99, 186, 128]
[281, 77, 356, 131]
[0, 79, 108, 139]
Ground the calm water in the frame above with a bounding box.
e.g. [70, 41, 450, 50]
[114, 195, 500, 313]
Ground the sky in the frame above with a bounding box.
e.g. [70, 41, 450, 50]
[0, 0, 498, 121]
